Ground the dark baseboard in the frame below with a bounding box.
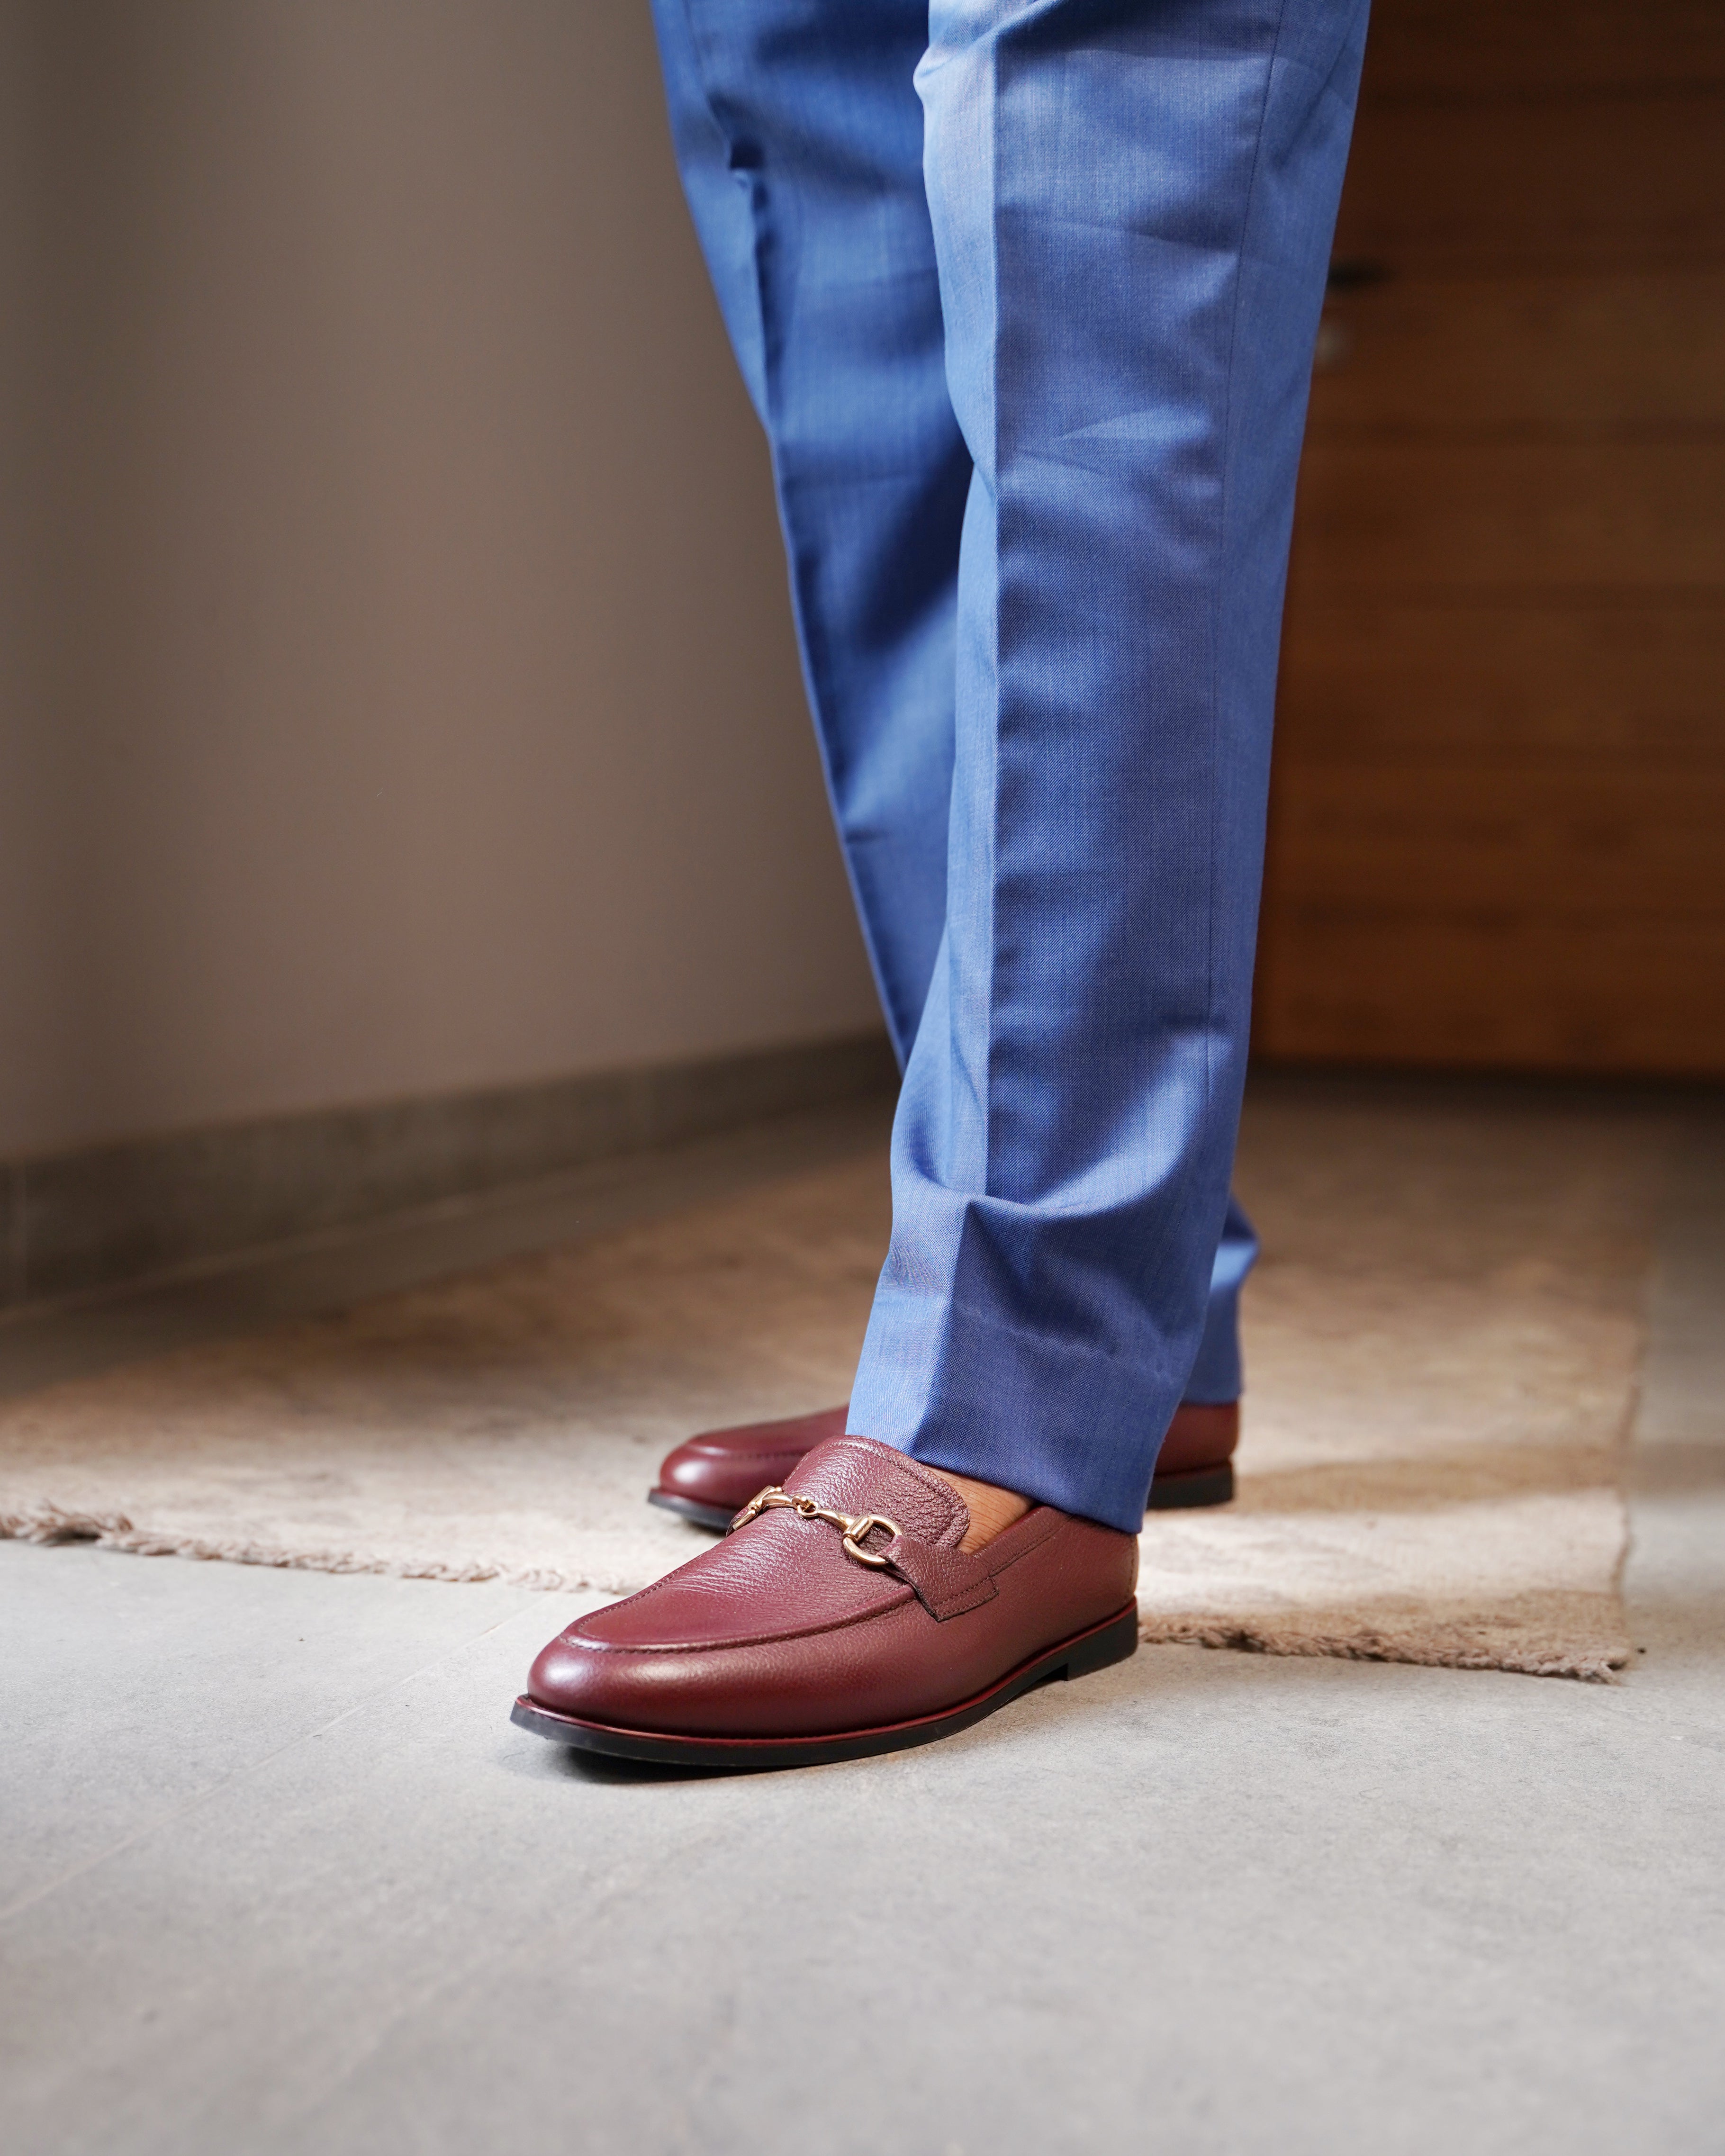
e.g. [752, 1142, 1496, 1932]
[1, 1030, 898, 1314]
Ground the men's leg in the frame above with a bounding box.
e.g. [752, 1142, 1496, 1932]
[515, 0, 1365, 1765]
[649, 0, 968, 1064]
[849, 0, 1368, 1529]
[651, 0, 1260, 1442]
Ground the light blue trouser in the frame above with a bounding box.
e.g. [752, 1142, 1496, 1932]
[651, 0, 1366, 1527]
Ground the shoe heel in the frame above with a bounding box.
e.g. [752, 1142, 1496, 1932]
[1146, 1461, 1234, 1511]
[1057, 1606, 1140, 1681]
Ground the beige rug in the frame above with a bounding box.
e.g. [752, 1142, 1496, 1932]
[0, 1092, 1671, 1680]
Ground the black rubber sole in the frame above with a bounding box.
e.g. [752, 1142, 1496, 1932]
[647, 1487, 739, 1532]
[1148, 1461, 1235, 1510]
[510, 1602, 1140, 1772]
[648, 1459, 1234, 1535]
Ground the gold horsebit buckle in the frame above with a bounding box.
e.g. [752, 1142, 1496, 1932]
[729, 1487, 902, 1569]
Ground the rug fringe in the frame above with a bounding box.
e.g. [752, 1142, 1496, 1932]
[3, 1502, 1628, 1682]
[0, 1507, 638, 1598]
[1137, 1615, 1628, 1683]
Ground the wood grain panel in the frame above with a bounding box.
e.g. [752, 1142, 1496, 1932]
[1333, 96, 1725, 271]
[1259, 6, 1725, 1075]
[1276, 604, 1725, 763]
[1255, 910, 1725, 1074]
[1269, 767, 1725, 914]
[1293, 442, 1725, 592]
[1359, 1, 1725, 99]
[1307, 271, 1725, 438]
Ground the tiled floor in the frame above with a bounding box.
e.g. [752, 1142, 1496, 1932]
[3, 1085, 1722, 2156]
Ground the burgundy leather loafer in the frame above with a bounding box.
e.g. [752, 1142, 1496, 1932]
[649, 1398, 1239, 1531]
[514, 1435, 1138, 1770]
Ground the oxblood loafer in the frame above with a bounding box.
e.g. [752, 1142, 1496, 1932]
[649, 1398, 1239, 1531]
[513, 1435, 1139, 1771]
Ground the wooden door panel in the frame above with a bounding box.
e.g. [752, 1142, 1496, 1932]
[1278, 603, 1725, 763]
[1257, 911, 1725, 1074]
[1293, 443, 1725, 593]
[1333, 96, 1725, 270]
[1360, 1, 1725, 99]
[1258, 0, 1725, 1076]
[1307, 271, 1725, 439]
[1270, 767, 1725, 914]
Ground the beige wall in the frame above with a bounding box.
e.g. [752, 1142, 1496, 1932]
[0, 1, 881, 1162]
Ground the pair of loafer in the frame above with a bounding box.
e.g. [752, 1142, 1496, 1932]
[512, 1401, 1238, 1772]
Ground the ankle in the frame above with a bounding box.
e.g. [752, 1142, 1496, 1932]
[924, 1466, 1033, 1552]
